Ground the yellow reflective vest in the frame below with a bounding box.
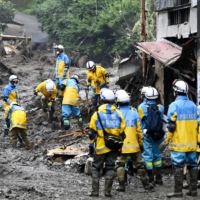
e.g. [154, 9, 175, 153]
[119, 105, 143, 153]
[35, 79, 57, 101]
[87, 65, 109, 95]
[166, 96, 198, 152]
[89, 104, 126, 155]
[4, 104, 26, 131]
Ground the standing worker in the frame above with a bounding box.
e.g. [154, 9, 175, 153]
[115, 90, 154, 191]
[2, 75, 20, 134]
[59, 75, 83, 131]
[138, 87, 165, 185]
[88, 88, 126, 197]
[34, 79, 57, 121]
[54, 44, 70, 93]
[163, 80, 199, 197]
[4, 102, 32, 150]
[86, 61, 109, 111]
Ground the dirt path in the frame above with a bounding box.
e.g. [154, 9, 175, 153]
[4, 12, 48, 43]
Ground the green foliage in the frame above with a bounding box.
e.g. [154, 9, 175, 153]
[0, 0, 15, 23]
[35, 0, 156, 61]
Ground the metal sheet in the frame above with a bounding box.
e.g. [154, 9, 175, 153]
[136, 40, 182, 66]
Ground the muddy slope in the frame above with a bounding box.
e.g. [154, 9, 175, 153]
[0, 52, 199, 200]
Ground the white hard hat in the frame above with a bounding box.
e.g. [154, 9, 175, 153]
[86, 61, 95, 70]
[145, 87, 159, 99]
[46, 81, 54, 92]
[115, 90, 130, 103]
[54, 44, 64, 51]
[71, 75, 79, 83]
[9, 75, 19, 82]
[173, 79, 188, 94]
[100, 89, 115, 102]
[11, 102, 18, 106]
[140, 86, 149, 95]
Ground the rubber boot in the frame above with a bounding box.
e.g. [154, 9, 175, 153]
[183, 170, 190, 189]
[155, 167, 163, 185]
[147, 170, 155, 186]
[138, 169, 154, 190]
[90, 169, 100, 197]
[116, 167, 125, 192]
[105, 169, 115, 197]
[105, 179, 113, 197]
[167, 168, 183, 198]
[186, 169, 198, 197]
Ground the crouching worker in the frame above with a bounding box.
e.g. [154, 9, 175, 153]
[34, 79, 57, 121]
[59, 75, 83, 130]
[115, 90, 154, 191]
[88, 88, 126, 197]
[4, 102, 32, 149]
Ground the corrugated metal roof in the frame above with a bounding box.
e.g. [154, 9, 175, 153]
[156, 0, 190, 10]
[136, 40, 182, 66]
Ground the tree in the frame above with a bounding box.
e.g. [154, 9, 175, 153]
[0, 0, 15, 23]
[36, 0, 156, 63]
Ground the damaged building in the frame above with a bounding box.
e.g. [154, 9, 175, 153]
[118, 0, 197, 112]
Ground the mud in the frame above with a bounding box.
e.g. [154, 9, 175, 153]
[0, 51, 199, 200]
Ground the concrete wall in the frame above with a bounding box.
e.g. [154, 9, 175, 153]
[157, 7, 197, 40]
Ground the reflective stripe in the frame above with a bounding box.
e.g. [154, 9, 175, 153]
[146, 162, 153, 167]
[123, 145, 139, 149]
[12, 123, 26, 127]
[96, 146, 109, 153]
[153, 160, 162, 166]
[170, 143, 197, 147]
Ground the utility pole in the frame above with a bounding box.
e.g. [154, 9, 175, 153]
[141, 0, 146, 83]
[197, 0, 200, 104]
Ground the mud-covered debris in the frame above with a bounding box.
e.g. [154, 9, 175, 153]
[47, 143, 87, 157]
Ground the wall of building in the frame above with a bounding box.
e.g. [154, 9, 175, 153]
[157, 7, 197, 40]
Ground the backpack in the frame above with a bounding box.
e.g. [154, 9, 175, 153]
[144, 104, 165, 141]
[97, 112, 126, 150]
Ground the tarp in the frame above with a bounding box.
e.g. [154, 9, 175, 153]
[135, 40, 182, 66]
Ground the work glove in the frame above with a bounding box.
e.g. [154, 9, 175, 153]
[89, 146, 94, 157]
[40, 95, 45, 100]
[34, 90, 38, 96]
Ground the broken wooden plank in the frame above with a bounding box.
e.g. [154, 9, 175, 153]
[47, 143, 87, 157]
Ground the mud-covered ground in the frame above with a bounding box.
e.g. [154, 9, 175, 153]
[0, 51, 199, 200]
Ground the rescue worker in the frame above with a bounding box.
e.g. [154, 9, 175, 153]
[86, 61, 109, 111]
[88, 88, 126, 197]
[34, 79, 57, 121]
[4, 102, 32, 149]
[59, 75, 83, 130]
[54, 44, 70, 93]
[2, 75, 20, 134]
[138, 87, 165, 185]
[163, 80, 199, 197]
[139, 86, 149, 106]
[115, 90, 154, 191]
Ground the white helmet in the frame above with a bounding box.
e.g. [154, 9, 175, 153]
[86, 61, 95, 70]
[173, 79, 188, 94]
[46, 82, 54, 92]
[54, 44, 64, 51]
[11, 102, 18, 106]
[145, 87, 159, 99]
[9, 75, 19, 82]
[116, 90, 130, 103]
[100, 89, 115, 102]
[140, 86, 149, 95]
[71, 75, 79, 83]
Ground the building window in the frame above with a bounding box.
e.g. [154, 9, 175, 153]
[168, 8, 190, 25]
